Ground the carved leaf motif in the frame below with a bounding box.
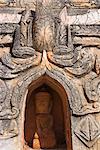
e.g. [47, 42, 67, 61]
[74, 115, 100, 147]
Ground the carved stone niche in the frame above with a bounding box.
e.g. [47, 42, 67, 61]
[23, 75, 72, 150]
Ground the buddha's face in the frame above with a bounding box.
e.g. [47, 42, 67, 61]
[35, 92, 52, 114]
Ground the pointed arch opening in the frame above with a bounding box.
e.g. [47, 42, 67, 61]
[24, 75, 72, 150]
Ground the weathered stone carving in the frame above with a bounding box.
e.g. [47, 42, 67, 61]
[12, 9, 36, 58]
[0, 24, 17, 34]
[74, 115, 100, 147]
[84, 72, 100, 102]
[65, 47, 95, 76]
[72, 25, 100, 37]
[65, 0, 98, 8]
[0, 80, 19, 139]
[0, 0, 100, 149]
[95, 54, 100, 75]
[0, 0, 14, 6]
[20, 9, 33, 47]
[48, 24, 79, 67]
[48, 24, 95, 76]
[15, 0, 36, 8]
[10, 51, 100, 117]
[0, 9, 41, 77]
[0, 61, 17, 79]
[0, 8, 41, 140]
[33, 0, 65, 52]
[1, 52, 41, 74]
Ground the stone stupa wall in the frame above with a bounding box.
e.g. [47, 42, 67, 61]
[0, 0, 100, 150]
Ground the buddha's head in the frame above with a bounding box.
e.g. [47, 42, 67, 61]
[35, 92, 52, 114]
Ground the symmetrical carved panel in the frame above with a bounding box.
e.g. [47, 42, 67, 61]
[0, 0, 100, 150]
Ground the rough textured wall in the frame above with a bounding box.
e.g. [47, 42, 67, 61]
[0, 0, 100, 150]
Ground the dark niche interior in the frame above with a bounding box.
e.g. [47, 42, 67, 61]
[24, 84, 67, 149]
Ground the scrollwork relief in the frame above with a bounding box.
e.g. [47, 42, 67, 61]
[48, 24, 95, 76]
[9, 51, 100, 117]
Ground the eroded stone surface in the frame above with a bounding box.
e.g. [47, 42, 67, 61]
[0, 0, 100, 150]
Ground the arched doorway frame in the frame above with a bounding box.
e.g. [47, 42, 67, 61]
[13, 61, 81, 150]
[23, 75, 72, 150]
